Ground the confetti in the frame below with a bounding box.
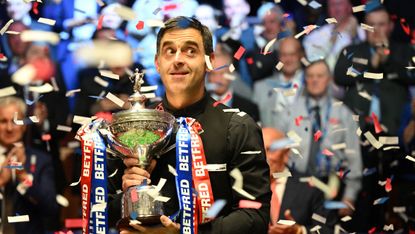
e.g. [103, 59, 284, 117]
[287, 131, 302, 143]
[331, 143, 346, 150]
[364, 131, 383, 149]
[393, 206, 406, 213]
[240, 151, 261, 155]
[383, 224, 394, 231]
[146, 19, 165, 28]
[0, 86, 17, 98]
[143, 93, 156, 99]
[371, 112, 382, 133]
[0, 19, 14, 35]
[275, 61, 284, 71]
[233, 46, 246, 60]
[28, 83, 54, 94]
[114, 5, 136, 20]
[239, 200, 262, 209]
[8, 215, 30, 223]
[56, 194, 69, 207]
[296, 0, 307, 6]
[100, 70, 119, 80]
[352, 57, 368, 65]
[358, 90, 372, 101]
[301, 57, 310, 66]
[20, 30, 60, 45]
[363, 167, 377, 176]
[73, 115, 92, 125]
[405, 155, 415, 163]
[312, 213, 326, 224]
[94, 76, 109, 87]
[69, 177, 81, 186]
[378, 137, 398, 145]
[373, 197, 389, 205]
[383, 146, 399, 151]
[223, 73, 236, 81]
[352, 5, 365, 13]
[322, 148, 334, 156]
[29, 116, 39, 123]
[12, 64, 36, 85]
[341, 216, 352, 222]
[310, 225, 322, 232]
[294, 116, 303, 126]
[364, 72, 383, 79]
[91, 202, 107, 213]
[324, 201, 348, 209]
[360, 23, 374, 32]
[136, 20, 144, 30]
[38, 17, 56, 26]
[325, 18, 338, 24]
[385, 178, 392, 192]
[206, 199, 227, 218]
[154, 196, 170, 202]
[308, 0, 322, 9]
[96, 0, 105, 6]
[153, 7, 162, 15]
[108, 169, 118, 178]
[65, 89, 81, 97]
[270, 138, 297, 151]
[97, 15, 104, 30]
[223, 108, 240, 113]
[205, 55, 213, 70]
[204, 164, 227, 172]
[272, 170, 292, 179]
[168, 164, 178, 176]
[314, 130, 322, 142]
[105, 92, 125, 108]
[230, 168, 256, 200]
[277, 219, 296, 226]
[263, 38, 277, 55]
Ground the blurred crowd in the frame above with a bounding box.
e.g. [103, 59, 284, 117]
[0, 0, 415, 233]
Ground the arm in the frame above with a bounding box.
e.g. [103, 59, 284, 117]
[334, 46, 359, 87]
[201, 114, 271, 234]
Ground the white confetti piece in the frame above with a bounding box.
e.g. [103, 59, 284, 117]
[325, 18, 338, 24]
[287, 130, 302, 143]
[306, 176, 333, 198]
[233, 186, 256, 200]
[240, 151, 261, 155]
[237, 112, 246, 117]
[310, 225, 322, 232]
[333, 101, 343, 107]
[272, 170, 292, 179]
[378, 137, 398, 145]
[331, 143, 346, 150]
[154, 196, 170, 202]
[312, 213, 327, 224]
[105, 92, 125, 108]
[72, 115, 92, 125]
[12, 64, 36, 85]
[13, 112, 24, 125]
[346, 66, 360, 77]
[358, 90, 372, 101]
[356, 127, 362, 137]
[352, 115, 359, 122]
[296, 0, 307, 6]
[364, 131, 383, 149]
[0, 86, 16, 98]
[129, 220, 142, 225]
[301, 57, 310, 66]
[277, 219, 296, 226]
[5, 31, 20, 35]
[291, 148, 303, 158]
[143, 93, 156, 99]
[352, 5, 365, 13]
[68, 141, 80, 149]
[155, 178, 167, 192]
[56, 194, 69, 207]
[223, 73, 236, 81]
[140, 85, 158, 92]
[206, 199, 227, 218]
[91, 202, 106, 212]
[94, 76, 109, 87]
[8, 215, 29, 223]
[230, 168, 243, 189]
[56, 125, 72, 132]
[29, 116, 39, 123]
[308, 0, 322, 9]
[20, 30, 60, 45]
[393, 206, 406, 213]
[38, 17, 56, 26]
[108, 169, 118, 178]
[114, 5, 136, 20]
[65, 89, 81, 97]
[352, 57, 368, 65]
[147, 19, 165, 28]
[69, 177, 81, 186]
[0, 19, 14, 35]
[223, 108, 240, 113]
[229, 64, 235, 73]
[204, 164, 227, 172]
[383, 146, 400, 151]
[99, 70, 119, 80]
[405, 155, 415, 163]
[275, 61, 284, 71]
[294, 25, 318, 39]
[341, 216, 352, 222]
[168, 165, 178, 176]
[383, 224, 394, 231]
[263, 38, 276, 55]
[205, 55, 213, 70]
[360, 23, 374, 32]
[28, 83, 54, 93]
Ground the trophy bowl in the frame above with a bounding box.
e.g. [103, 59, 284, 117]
[107, 108, 176, 228]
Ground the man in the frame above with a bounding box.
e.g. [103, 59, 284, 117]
[276, 60, 362, 217]
[253, 37, 304, 127]
[207, 41, 260, 121]
[263, 128, 335, 234]
[0, 96, 58, 233]
[108, 16, 271, 233]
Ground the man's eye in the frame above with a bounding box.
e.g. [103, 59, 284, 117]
[166, 48, 174, 55]
[187, 48, 195, 55]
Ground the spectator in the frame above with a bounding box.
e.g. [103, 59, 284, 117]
[207, 41, 260, 122]
[253, 37, 304, 127]
[262, 127, 336, 234]
[276, 60, 362, 217]
[0, 96, 58, 233]
[194, 4, 220, 47]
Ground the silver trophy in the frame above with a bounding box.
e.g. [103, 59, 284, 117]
[104, 69, 175, 228]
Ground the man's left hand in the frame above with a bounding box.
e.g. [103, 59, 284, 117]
[268, 210, 303, 234]
[120, 215, 180, 234]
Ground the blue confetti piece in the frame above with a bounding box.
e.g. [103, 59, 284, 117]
[269, 138, 295, 151]
[277, 31, 291, 40]
[363, 167, 377, 176]
[177, 18, 191, 28]
[25, 95, 43, 106]
[373, 197, 389, 205]
[88, 95, 104, 100]
[324, 201, 348, 209]
[213, 64, 229, 71]
[365, 0, 381, 13]
[342, 169, 351, 179]
[346, 52, 354, 60]
[206, 199, 227, 218]
[130, 211, 138, 220]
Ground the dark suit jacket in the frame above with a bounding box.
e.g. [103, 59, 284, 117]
[4, 147, 59, 234]
[334, 41, 415, 135]
[276, 172, 336, 233]
[232, 93, 260, 122]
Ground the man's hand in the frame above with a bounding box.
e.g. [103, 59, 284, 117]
[268, 210, 303, 234]
[122, 158, 156, 191]
[8, 144, 26, 166]
[338, 198, 354, 217]
[120, 215, 180, 234]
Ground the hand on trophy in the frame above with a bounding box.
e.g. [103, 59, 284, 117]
[122, 157, 157, 192]
[120, 215, 180, 234]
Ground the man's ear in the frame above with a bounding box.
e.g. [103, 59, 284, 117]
[206, 53, 215, 72]
[154, 55, 160, 73]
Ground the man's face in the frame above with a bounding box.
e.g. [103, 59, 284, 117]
[365, 10, 393, 46]
[155, 28, 210, 98]
[207, 50, 231, 96]
[262, 11, 282, 40]
[305, 62, 331, 97]
[0, 104, 26, 148]
[279, 39, 302, 77]
[7, 23, 30, 57]
[7, 0, 32, 21]
[223, 0, 249, 21]
[328, 0, 351, 23]
[262, 128, 289, 173]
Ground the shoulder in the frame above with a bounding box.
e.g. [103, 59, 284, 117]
[25, 147, 53, 164]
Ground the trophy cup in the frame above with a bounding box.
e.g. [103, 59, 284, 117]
[104, 69, 176, 229]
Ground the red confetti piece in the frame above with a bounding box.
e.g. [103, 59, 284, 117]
[371, 112, 382, 134]
[246, 57, 254, 64]
[368, 227, 376, 234]
[329, 118, 339, 124]
[293, 83, 299, 89]
[294, 116, 303, 126]
[65, 219, 83, 229]
[239, 200, 262, 209]
[384, 49, 390, 55]
[400, 18, 411, 35]
[322, 148, 334, 156]
[136, 20, 144, 30]
[283, 13, 290, 18]
[41, 134, 51, 141]
[385, 178, 392, 192]
[164, 4, 177, 11]
[33, 2, 39, 15]
[97, 15, 104, 30]
[313, 130, 322, 142]
[213, 92, 232, 107]
[0, 53, 4, 59]
[233, 46, 246, 60]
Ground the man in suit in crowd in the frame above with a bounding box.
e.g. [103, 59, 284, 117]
[263, 127, 336, 234]
[0, 96, 58, 233]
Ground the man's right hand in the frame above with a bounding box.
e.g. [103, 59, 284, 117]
[122, 158, 156, 191]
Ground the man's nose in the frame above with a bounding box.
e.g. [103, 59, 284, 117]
[6, 121, 14, 131]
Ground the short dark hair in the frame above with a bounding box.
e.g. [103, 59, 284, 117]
[156, 16, 213, 55]
[306, 59, 331, 75]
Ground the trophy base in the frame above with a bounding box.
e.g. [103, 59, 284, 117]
[117, 215, 162, 230]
